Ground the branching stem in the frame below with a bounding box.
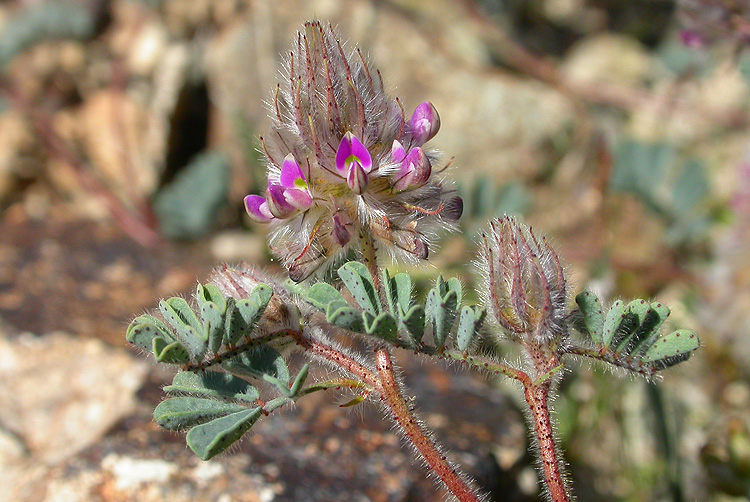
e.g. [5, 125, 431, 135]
[292, 324, 484, 501]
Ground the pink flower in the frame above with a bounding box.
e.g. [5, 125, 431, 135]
[245, 154, 311, 222]
[244, 21, 461, 281]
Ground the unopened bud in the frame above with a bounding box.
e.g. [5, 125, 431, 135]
[479, 217, 566, 343]
[409, 101, 440, 145]
[394, 147, 432, 191]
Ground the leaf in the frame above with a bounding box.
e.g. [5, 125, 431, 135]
[152, 337, 191, 364]
[197, 284, 227, 354]
[362, 312, 399, 342]
[186, 408, 263, 460]
[197, 284, 227, 314]
[613, 300, 650, 354]
[425, 277, 460, 348]
[456, 306, 486, 351]
[611, 140, 675, 196]
[383, 270, 412, 318]
[288, 364, 310, 397]
[126, 315, 176, 352]
[306, 283, 348, 311]
[672, 160, 709, 215]
[153, 151, 230, 240]
[631, 301, 671, 356]
[327, 305, 365, 332]
[153, 397, 247, 431]
[338, 262, 380, 315]
[339, 395, 366, 407]
[570, 296, 699, 376]
[642, 329, 700, 370]
[222, 284, 273, 346]
[235, 285, 274, 334]
[400, 304, 425, 346]
[574, 292, 605, 345]
[159, 298, 207, 359]
[164, 371, 260, 404]
[601, 300, 626, 349]
[222, 346, 290, 385]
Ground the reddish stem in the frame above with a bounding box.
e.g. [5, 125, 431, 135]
[375, 348, 483, 502]
[523, 382, 571, 502]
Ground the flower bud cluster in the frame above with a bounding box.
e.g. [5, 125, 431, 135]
[244, 21, 461, 281]
[478, 217, 567, 344]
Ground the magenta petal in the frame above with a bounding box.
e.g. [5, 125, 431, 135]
[266, 185, 296, 219]
[244, 195, 273, 222]
[283, 188, 312, 210]
[391, 140, 406, 164]
[394, 147, 431, 191]
[409, 101, 440, 145]
[347, 162, 369, 195]
[336, 132, 372, 175]
[279, 154, 306, 189]
[335, 133, 353, 175]
[349, 134, 372, 172]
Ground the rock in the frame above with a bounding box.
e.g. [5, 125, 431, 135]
[0, 331, 148, 465]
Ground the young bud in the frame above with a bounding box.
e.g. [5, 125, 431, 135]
[409, 102, 440, 145]
[394, 147, 432, 191]
[478, 217, 566, 343]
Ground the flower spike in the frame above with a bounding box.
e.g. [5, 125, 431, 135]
[245, 21, 460, 280]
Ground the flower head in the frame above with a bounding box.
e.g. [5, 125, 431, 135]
[477, 217, 567, 344]
[245, 21, 461, 281]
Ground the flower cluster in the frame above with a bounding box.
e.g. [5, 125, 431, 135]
[244, 21, 461, 281]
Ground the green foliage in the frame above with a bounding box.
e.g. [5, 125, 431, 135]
[157, 370, 265, 459]
[338, 262, 380, 315]
[145, 306, 315, 461]
[573, 291, 700, 376]
[156, 363, 311, 460]
[186, 407, 263, 461]
[0, 1, 97, 69]
[611, 139, 714, 247]
[222, 345, 289, 384]
[425, 276, 462, 348]
[303, 262, 485, 351]
[126, 282, 273, 366]
[153, 151, 231, 240]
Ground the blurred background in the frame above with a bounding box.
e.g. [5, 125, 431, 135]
[0, 0, 749, 500]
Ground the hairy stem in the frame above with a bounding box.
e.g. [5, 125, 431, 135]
[375, 347, 484, 502]
[523, 381, 571, 502]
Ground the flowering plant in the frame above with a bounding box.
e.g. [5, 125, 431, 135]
[127, 21, 699, 502]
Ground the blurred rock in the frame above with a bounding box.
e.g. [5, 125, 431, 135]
[0, 331, 148, 465]
[562, 34, 653, 87]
